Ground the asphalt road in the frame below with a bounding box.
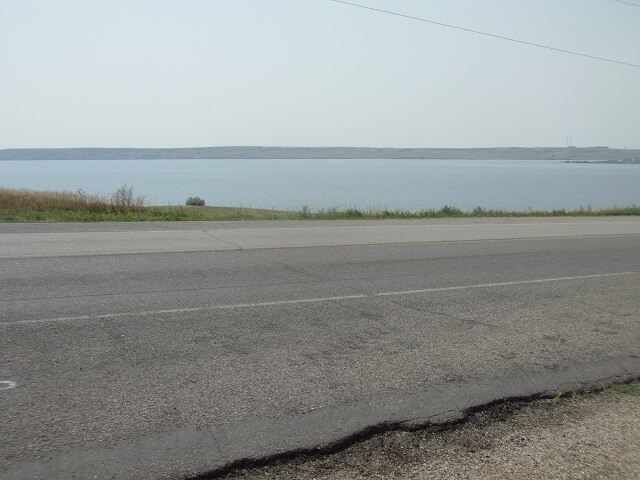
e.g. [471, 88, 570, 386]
[1, 217, 639, 480]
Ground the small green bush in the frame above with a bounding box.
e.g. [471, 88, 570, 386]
[186, 197, 205, 206]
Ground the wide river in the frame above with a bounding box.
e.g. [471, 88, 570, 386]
[2, 158, 638, 211]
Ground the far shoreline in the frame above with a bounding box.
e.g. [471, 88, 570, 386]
[2, 146, 640, 162]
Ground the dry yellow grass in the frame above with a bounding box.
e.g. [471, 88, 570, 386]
[0, 186, 148, 214]
[0, 188, 285, 222]
[0, 188, 111, 213]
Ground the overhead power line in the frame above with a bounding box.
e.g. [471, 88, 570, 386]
[611, 0, 640, 8]
[329, 0, 640, 69]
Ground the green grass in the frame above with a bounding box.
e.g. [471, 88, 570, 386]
[607, 380, 640, 396]
[1, 187, 639, 222]
[0, 205, 291, 222]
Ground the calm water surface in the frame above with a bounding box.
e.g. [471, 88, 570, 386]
[1, 159, 638, 211]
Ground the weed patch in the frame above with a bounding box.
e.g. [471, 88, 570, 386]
[607, 380, 640, 396]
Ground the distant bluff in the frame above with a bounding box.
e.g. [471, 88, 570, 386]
[1, 146, 639, 161]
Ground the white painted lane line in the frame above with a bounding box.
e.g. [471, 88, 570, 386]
[3, 294, 370, 326]
[0, 381, 17, 390]
[375, 272, 638, 297]
[2, 272, 636, 327]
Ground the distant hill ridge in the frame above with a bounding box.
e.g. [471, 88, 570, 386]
[1, 146, 639, 161]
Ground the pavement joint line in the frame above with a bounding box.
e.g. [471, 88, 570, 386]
[2, 219, 638, 236]
[205, 220, 640, 231]
[0, 232, 638, 260]
[204, 229, 332, 283]
[2, 271, 636, 327]
[201, 230, 243, 250]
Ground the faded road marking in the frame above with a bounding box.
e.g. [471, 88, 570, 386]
[2, 271, 637, 327]
[0, 381, 17, 390]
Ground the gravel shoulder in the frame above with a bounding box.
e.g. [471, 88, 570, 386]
[218, 388, 640, 480]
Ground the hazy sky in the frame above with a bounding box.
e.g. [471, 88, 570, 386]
[1, 0, 639, 149]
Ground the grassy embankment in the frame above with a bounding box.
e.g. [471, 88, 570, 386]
[1, 187, 639, 222]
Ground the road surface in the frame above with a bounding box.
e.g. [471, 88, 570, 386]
[1, 217, 639, 480]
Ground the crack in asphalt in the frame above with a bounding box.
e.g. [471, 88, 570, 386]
[426, 308, 500, 329]
[199, 231, 475, 360]
[199, 231, 399, 318]
[202, 230, 330, 283]
[201, 232, 505, 354]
